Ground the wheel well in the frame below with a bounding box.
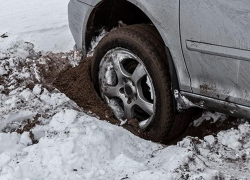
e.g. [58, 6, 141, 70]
[86, 0, 152, 50]
[86, 0, 180, 109]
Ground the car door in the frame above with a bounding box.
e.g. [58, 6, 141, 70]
[180, 0, 250, 107]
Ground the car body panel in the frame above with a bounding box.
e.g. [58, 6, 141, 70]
[77, 0, 99, 6]
[69, 0, 192, 92]
[181, 91, 250, 118]
[180, 0, 250, 107]
[68, 0, 94, 55]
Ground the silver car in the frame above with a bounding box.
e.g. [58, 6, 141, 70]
[68, 0, 250, 142]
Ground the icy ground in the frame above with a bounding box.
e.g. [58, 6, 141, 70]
[1, 0, 250, 179]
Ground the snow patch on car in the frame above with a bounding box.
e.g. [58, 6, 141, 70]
[87, 29, 107, 57]
[193, 111, 227, 127]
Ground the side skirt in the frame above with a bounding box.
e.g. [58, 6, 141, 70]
[180, 91, 250, 119]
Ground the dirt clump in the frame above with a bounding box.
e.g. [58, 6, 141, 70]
[53, 57, 116, 123]
[37, 51, 82, 84]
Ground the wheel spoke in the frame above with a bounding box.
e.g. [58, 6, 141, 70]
[123, 103, 134, 120]
[136, 88, 154, 115]
[112, 55, 131, 80]
[102, 85, 118, 98]
[131, 64, 147, 84]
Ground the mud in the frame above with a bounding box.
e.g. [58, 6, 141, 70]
[53, 57, 116, 123]
[37, 51, 82, 84]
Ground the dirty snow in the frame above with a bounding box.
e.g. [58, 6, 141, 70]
[0, 0, 250, 179]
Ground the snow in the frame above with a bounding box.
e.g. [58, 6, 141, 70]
[146, 76, 154, 100]
[20, 132, 32, 146]
[33, 85, 42, 95]
[0, 0, 74, 53]
[193, 111, 227, 127]
[49, 109, 78, 132]
[87, 29, 107, 57]
[204, 135, 215, 145]
[0, 0, 250, 179]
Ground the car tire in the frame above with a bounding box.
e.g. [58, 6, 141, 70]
[91, 24, 187, 142]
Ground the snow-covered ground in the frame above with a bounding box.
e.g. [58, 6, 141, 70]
[1, 0, 250, 179]
[0, 0, 74, 53]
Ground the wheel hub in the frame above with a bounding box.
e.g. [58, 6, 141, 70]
[123, 79, 136, 99]
[125, 84, 133, 96]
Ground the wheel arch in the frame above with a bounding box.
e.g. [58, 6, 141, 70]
[85, 0, 172, 51]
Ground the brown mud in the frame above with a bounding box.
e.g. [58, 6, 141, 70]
[53, 57, 115, 122]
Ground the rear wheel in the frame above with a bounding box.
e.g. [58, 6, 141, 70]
[91, 24, 184, 142]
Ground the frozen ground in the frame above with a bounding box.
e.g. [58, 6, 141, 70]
[0, 0, 250, 180]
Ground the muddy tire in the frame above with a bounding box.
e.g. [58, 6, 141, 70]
[91, 24, 183, 142]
